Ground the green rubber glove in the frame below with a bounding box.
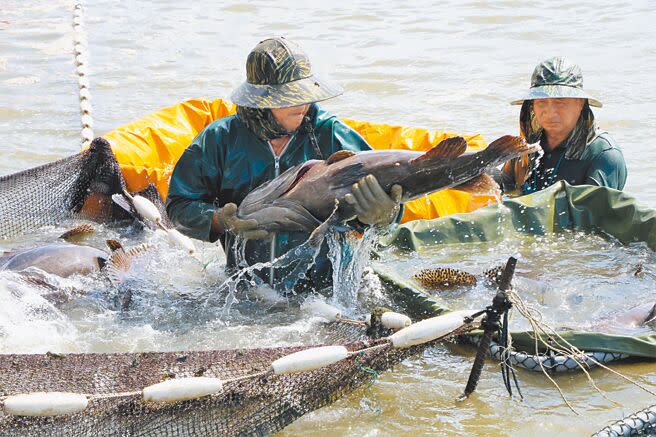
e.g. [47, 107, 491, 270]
[213, 203, 270, 240]
[344, 174, 403, 226]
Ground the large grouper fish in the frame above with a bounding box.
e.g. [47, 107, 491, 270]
[238, 135, 536, 234]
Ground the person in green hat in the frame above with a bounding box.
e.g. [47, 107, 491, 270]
[166, 37, 402, 291]
[500, 57, 627, 195]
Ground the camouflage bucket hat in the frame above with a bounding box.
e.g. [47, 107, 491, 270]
[231, 37, 343, 109]
[510, 57, 602, 108]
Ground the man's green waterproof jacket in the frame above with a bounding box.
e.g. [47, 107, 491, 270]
[166, 104, 372, 290]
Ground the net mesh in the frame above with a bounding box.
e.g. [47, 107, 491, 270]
[0, 137, 169, 238]
[0, 148, 447, 436]
[0, 322, 438, 437]
[0, 138, 126, 238]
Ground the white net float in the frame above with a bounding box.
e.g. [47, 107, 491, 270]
[3, 392, 88, 416]
[381, 312, 411, 330]
[390, 310, 479, 349]
[166, 228, 196, 254]
[78, 76, 90, 89]
[75, 64, 88, 76]
[132, 195, 162, 224]
[142, 377, 223, 403]
[272, 346, 349, 375]
[81, 113, 93, 128]
[79, 99, 92, 114]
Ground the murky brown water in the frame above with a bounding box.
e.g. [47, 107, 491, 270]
[2, 1, 656, 435]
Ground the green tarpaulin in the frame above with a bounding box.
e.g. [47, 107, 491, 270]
[374, 182, 656, 359]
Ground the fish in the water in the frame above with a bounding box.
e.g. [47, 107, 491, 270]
[0, 240, 149, 285]
[412, 267, 478, 290]
[599, 301, 656, 333]
[237, 135, 535, 234]
[412, 264, 511, 290]
[58, 223, 95, 242]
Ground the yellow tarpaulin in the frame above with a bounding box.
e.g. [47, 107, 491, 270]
[104, 98, 498, 222]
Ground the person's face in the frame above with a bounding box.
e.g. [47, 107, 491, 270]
[533, 98, 586, 139]
[271, 104, 310, 132]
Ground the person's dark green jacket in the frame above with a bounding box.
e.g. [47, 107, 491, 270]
[501, 131, 627, 195]
[166, 104, 373, 290]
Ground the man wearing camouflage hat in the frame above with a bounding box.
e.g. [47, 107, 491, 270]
[501, 57, 627, 195]
[166, 37, 402, 290]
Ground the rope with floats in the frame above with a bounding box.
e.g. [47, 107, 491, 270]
[72, 3, 93, 147]
[0, 308, 482, 417]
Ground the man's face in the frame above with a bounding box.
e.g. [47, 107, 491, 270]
[533, 98, 586, 140]
[271, 104, 311, 132]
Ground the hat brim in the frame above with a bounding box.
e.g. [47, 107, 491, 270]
[510, 84, 602, 108]
[230, 74, 343, 108]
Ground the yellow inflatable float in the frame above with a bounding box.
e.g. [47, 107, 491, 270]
[104, 98, 497, 223]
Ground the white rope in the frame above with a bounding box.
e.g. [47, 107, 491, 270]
[72, 3, 93, 147]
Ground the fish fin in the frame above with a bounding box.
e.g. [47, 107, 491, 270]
[106, 239, 124, 252]
[326, 150, 356, 165]
[111, 193, 134, 214]
[59, 224, 95, 242]
[238, 164, 313, 216]
[452, 173, 501, 196]
[18, 270, 60, 291]
[485, 135, 533, 157]
[106, 249, 130, 286]
[308, 200, 341, 247]
[411, 136, 468, 164]
[105, 244, 151, 286]
[266, 200, 323, 231]
[645, 303, 656, 325]
[412, 267, 477, 290]
[329, 162, 367, 190]
[125, 243, 152, 259]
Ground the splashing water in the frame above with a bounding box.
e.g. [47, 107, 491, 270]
[327, 227, 381, 310]
[212, 233, 326, 315]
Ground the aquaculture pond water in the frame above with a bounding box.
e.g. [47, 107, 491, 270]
[2, 0, 656, 435]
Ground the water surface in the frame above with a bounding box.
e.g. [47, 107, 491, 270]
[1, 1, 655, 435]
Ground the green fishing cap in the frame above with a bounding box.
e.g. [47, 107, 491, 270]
[231, 37, 343, 109]
[511, 57, 602, 107]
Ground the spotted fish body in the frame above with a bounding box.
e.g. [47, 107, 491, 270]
[483, 265, 505, 285]
[412, 268, 478, 290]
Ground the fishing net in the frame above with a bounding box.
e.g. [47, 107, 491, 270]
[0, 138, 474, 436]
[0, 319, 465, 437]
[0, 137, 168, 239]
